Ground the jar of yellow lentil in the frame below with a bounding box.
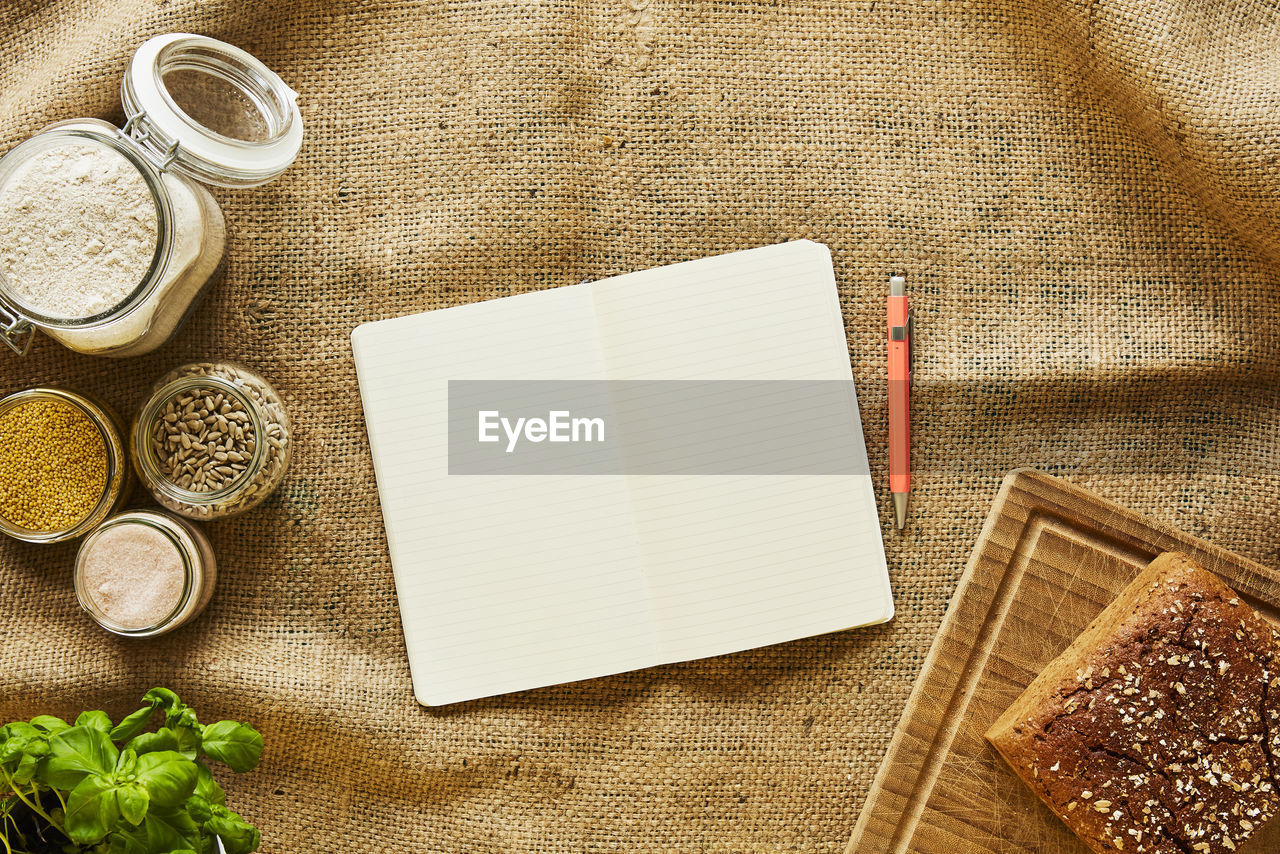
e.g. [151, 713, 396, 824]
[0, 388, 130, 543]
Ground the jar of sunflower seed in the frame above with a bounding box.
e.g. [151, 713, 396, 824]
[131, 362, 291, 520]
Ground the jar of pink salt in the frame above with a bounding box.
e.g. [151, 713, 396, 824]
[73, 509, 216, 637]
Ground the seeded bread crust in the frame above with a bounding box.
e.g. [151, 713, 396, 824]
[986, 553, 1280, 854]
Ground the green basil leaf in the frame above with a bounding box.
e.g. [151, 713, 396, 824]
[107, 828, 149, 854]
[145, 687, 197, 732]
[170, 708, 201, 733]
[117, 782, 149, 826]
[173, 726, 202, 761]
[0, 725, 45, 768]
[183, 792, 213, 824]
[127, 727, 180, 756]
[13, 750, 38, 784]
[6, 723, 39, 740]
[194, 761, 226, 806]
[110, 708, 154, 744]
[116, 748, 138, 776]
[1, 722, 39, 760]
[65, 774, 121, 845]
[143, 688, 182, 713]
[204, 808, 260, 854]
[46, 726, 120, 790]
[75, 711, 113, 733]
[135, 806, 201, 852]
[199, 722, 262, 773]
[30, 715, 70, 734]
[135, 751, 198, 807]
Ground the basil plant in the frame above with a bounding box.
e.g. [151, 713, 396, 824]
[0, 689, 262, 854]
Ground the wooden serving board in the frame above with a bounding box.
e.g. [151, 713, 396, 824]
[847, 468, 1280, 854]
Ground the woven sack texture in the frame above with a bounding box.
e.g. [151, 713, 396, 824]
[0, 0, 1277, 851]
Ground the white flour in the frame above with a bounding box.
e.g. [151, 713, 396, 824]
[0, 141, 158, 319]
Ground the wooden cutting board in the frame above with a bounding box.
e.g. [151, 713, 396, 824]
[847, 468, 1280, 854]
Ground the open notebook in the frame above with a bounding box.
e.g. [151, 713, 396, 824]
[352, 240, 892, 706]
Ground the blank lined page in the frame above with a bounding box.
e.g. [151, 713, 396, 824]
[588, 241, 892, 663]
[352, 286, 657, 707]
[353, 241, 892, 706]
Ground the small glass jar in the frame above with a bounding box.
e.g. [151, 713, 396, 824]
[0, 388, 130, 543]
[131, 362, 292, 520]
[74, 509, 217, 637]
[0, 33, 303, 357]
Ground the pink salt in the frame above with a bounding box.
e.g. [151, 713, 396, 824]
[81, 523, 184, 630]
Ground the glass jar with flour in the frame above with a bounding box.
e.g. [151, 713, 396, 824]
[0, 34, 303, 357]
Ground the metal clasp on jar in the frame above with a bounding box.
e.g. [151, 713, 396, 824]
[0, 304, 33, 356]
[121, 113, 182, 171]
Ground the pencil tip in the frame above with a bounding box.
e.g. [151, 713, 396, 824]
[893, 492, 909, 529]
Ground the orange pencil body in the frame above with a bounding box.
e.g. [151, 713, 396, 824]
[887, 277, 911, 527]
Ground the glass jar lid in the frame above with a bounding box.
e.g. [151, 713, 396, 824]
[122, 33, 303, 188]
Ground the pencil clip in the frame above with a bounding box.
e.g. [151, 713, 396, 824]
[906, 312, 914, 387]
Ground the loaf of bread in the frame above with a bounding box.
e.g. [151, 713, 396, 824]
[986, 552, 1280, 854]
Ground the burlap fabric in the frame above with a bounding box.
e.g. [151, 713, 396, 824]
[1, 0, 1277, 851]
